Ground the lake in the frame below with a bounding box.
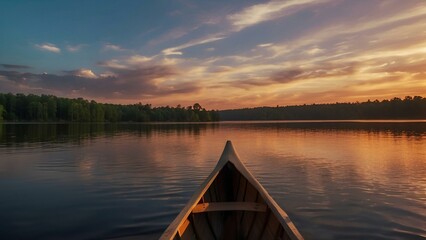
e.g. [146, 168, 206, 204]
[0, 121, 425, 239]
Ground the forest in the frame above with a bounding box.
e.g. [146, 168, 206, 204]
[219, 96, 426, 120]
[0, 93, 219, 122]
[1, 94, 425, 122]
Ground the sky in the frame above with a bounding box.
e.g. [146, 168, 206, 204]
[1, 0, 426, 109]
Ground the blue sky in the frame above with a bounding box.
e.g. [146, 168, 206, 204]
[1, 0, 426, 109]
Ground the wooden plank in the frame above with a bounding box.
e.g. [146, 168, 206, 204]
[189, 214, 201, 240]
[177, 219, 190, 237]
[244, 192, 260, 238]
[258, 209, 271, 240]
[192, 202, 267, 213]
[204, 212, 217, 240]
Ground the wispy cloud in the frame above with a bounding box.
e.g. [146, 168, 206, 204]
[103, 43, 125, 52]
[66, 44, 85, 52]
[1, 64, 31, 69]
[160, 2, 426, 108]
[305, 47, 325, 55]
[227, 0, 328, 31]
[159, 0, 327, 57]
[35, 43, 61, 53]
[98, 54, 159, 70]
[258, 43, 273, 48]
[162, 36, 225, 55]
[148, 25, 200, 47]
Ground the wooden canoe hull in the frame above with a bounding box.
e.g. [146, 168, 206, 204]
[161, 141, 303, 240]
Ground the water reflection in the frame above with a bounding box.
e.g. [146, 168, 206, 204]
[0, 121, 425, 239]
[0, 123, 220, 145]
[1, 121, 424, 145]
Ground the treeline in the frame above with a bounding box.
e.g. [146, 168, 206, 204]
[219, 96, 426, 120]
[0, 93, 219, 122]
[1, 94, 425, 122]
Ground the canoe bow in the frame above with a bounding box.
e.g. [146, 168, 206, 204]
[160, 140, 303, 240]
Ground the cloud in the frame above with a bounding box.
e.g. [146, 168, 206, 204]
[162, 36, 225, 56]
[1, 64, 31, 69]
[158, 0, 324, 56]
[338, 3, 426, 37]
[0, 60, 199, 100]
[97, 59, 128, 69]
[126, 55, 154, 64]
[148, 25, 200, 47]
[147, 1, 426, 108]
[97, 54, 157, 70]
[227, 0, 327, 31]
[63, 68, 98, 78]
[269, 69, 304, 83]
[305, 47, 325, 55]
[229, 69, 303, 88]
[103, 43, 125, 51]
[66, 44, 85, 52]
[35, 43, 61, 53]
[162, 49, 183, 56]
[209, 66, 233, 73]
[223, 61, 360, 89]
[258, 43, 273, 48]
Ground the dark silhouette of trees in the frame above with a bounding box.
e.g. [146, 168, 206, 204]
[0, 93, 219, 122]
[0, 104, 3, 121]
[219, 96, 426, 120]
[2, 93, 423, 122]
[193, 103, 202, 111]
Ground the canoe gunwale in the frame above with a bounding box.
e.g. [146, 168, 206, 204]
[160, 141, 304, 240]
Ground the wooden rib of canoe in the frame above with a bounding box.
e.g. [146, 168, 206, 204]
[160, 141, 303, 240]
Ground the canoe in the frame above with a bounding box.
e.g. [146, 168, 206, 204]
[160, 141, 303, 240]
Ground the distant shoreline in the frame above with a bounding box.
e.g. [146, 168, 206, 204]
[2, 119, 426, 124]
[1, 93, 425, 122]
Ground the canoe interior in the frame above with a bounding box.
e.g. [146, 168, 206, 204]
[175, 162, 291, 240]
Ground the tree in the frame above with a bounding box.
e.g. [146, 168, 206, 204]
[0, 104, 4, 121]
[29, 101, 43, 121]
[0, 93, 221, 122]
[69, 102, 80, 121]
[5, 93, 17, 120]
[199, 108, 211, 121]
[47, 97, 57, 121]
[193, 103, 202, 111]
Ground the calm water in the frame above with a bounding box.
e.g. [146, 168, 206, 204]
[0, 122, 425, 239]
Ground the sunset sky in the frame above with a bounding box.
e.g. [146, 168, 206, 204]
[1, 0, 426, 109]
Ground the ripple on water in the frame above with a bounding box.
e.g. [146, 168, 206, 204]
[1, 122, 425, 239]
